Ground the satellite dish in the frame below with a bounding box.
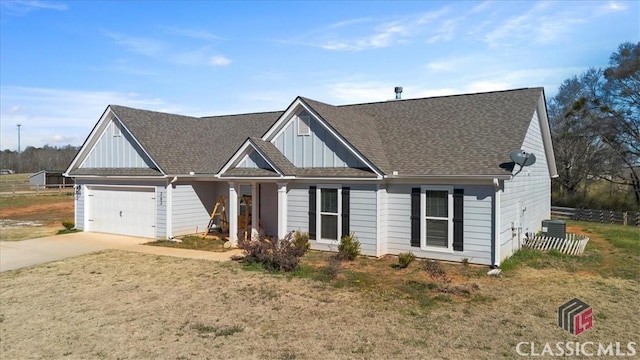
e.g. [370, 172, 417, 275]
[510, 150, 536, 167]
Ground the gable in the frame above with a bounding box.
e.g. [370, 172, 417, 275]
[272, 109, 367, 169]
[237, 149, 277, 172]
[79, 119, 156, 169]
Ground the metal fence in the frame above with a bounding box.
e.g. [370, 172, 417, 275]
[551, 206, 640, 226]
[0, 184, 75, 196]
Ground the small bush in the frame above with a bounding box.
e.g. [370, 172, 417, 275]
[238, 231, 310, 272]
[422, 260, 450, 284]
[337, 233, 360, 261]
[61, 221, 75, 230]
[397, 252, 416, 269]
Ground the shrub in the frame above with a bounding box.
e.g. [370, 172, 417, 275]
[397, 252, 416, 269]
[337, 233, 360, 261]
[238, 231, 310, 272]
[422, 260, 450, 284]
[61, 221, 75, 230]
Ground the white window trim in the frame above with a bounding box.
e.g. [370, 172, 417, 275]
[317, 184, 341, 244]
[420, 185, 454, 253]
[297, 115, 310, 136]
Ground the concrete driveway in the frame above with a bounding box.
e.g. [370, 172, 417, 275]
[0, 232, 242, 272]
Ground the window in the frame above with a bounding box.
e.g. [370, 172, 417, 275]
[308, 186, 350, 243]
[411, 186, 464, 252]
[320, 188, 338, 241]
[297, 115, 310, 136]
[424, 190, 449, 248]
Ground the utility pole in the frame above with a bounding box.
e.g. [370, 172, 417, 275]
[17, 123, 22, 154]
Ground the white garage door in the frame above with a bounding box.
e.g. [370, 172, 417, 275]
[87, 186, 156, 238]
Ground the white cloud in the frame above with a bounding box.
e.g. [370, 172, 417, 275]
[209, 55, 231, 66]
[427, 19, 458, 44]
[103, 31, 164, 56]
[0, 86, 184, 150]
[0, 0, 67, 15]
[320, 22, 408, 51]
[164, 27, 223, 41]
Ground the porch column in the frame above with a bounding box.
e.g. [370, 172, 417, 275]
[228, 182, 238, 245]
[277, 182, 288, 239]
[251, 182, 259, 238]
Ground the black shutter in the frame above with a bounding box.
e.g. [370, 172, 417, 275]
[453, 189, 464, 251]
[341, 187, 350, 238]
[410, 188, 420, 247]
[308, 186, 316, 240]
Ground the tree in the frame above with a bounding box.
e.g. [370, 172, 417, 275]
[548, 69, 611, 196]
[571, 42, 640, 205]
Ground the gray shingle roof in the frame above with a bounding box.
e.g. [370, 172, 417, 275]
[342, 87, 543, 176]
[221, 168, 280, 177]
[248, 137, 297, 176]
[84, 88, 543, 178]
[110, 105, 281, 175]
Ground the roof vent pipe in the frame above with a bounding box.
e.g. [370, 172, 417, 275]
[394, 86, 403, 100]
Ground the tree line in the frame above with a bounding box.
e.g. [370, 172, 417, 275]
[0, 145, 79, 174]
[549, 42, 639, 210]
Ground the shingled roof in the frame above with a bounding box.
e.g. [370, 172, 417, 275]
[345, 87, 544, 176]
[294, 88, 543, 176]
[109, 106, 282, 175]
[75, 87, 545, 178]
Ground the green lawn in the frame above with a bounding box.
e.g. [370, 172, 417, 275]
[0, 173, 31, 184]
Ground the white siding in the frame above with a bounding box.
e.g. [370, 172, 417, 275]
[171, 182, 224, 236]
[377, 185, 388, 256]
[273, 110, 366, 168]
[286, 183, 377, 256]
[287, 184, 309, 232]
[80, 120, 155, 169]
[75, 185, 85, 230]
[156, 186, 167, 239]
[384, 184, 494, 265]
[349, 185, 377, 256]
[500, 110, 551, 261]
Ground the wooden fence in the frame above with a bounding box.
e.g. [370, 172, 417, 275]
[551, 206, 640, 226]
[0, 184, 74, 196]
[523, 233, 590, 255]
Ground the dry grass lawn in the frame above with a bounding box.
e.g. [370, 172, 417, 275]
[0, 194, 74, 240]
[1, 232, 638, 359]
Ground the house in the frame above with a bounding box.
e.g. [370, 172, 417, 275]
[64, 87, 557, 266]
[29, 170, 74, 187]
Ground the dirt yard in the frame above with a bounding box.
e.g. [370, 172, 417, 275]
[0, 195, 74, 240]
[1, 245, 637, 359]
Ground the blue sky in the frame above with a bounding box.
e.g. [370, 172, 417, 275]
[0, 0, 638, 150]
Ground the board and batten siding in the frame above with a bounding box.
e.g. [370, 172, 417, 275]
[384, 184, 494, 265]
[238, 150, 273, 170]
[80, 120, 155, 169]
[286, 183, 378, 256]
[499, 110, 551, 261]
[273, 111, 366, 168]
[171, 182, 224, 236]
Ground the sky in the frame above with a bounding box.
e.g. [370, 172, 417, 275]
[0, 0, 638, 151]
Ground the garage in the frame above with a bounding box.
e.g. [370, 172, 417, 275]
[86, 186, 156, 238]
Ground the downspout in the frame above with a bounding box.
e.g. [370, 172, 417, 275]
[493, 178, 501, 268]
